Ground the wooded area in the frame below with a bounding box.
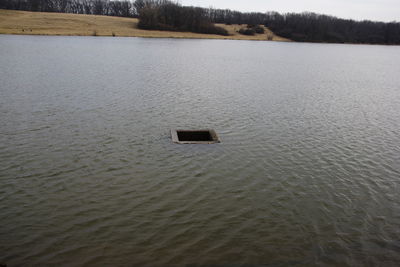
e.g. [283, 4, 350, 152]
[1, 0, 399, 44]
[263, 12, 400, 44]
[136, 0, 228, 36]
[1, 0, 137, 17]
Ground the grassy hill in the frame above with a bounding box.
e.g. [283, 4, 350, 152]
[0, 9, 290, 41]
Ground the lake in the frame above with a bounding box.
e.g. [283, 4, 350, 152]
[1, 35, 400, 266]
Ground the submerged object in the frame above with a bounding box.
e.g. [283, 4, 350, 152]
[171, 129, 220, 144]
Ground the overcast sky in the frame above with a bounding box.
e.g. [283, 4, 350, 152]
[179, 0, 399, 22]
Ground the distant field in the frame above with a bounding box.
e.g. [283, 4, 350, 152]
[0, 9, 290, 41]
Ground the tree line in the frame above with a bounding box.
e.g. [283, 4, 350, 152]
[0, 0, 138, 17]
[263, 12, 400, 44]
[1, 0, 400, 44]
[136, 0, 228, 35]
[204, 8, 400, 44]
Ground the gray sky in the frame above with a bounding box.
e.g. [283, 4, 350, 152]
[179, 0, 399, 22]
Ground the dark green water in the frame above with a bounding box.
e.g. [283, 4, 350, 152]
[1, 35, 400, 266]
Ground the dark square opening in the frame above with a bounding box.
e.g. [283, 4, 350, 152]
[177, 130, 212, 142]
[171, 129, 220, 144]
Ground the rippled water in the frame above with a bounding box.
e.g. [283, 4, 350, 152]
[1, 35, 400, 266]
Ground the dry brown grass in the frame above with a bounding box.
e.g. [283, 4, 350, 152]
[0, 9, 290, 41]
[216, 24, 289, 41]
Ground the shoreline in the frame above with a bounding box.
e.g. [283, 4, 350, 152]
[2, 9, 395, 45]
[0, 32, 293, 43]
[0, 9, 290, 42]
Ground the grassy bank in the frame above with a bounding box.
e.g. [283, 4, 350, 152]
[0, 9, 290, 41]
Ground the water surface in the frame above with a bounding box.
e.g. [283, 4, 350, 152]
[1, 35, 400, 266]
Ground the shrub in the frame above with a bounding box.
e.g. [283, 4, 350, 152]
[254, 25, 265, 34]
[239, 28, 255, 35]
[202, 25, 229, 36]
